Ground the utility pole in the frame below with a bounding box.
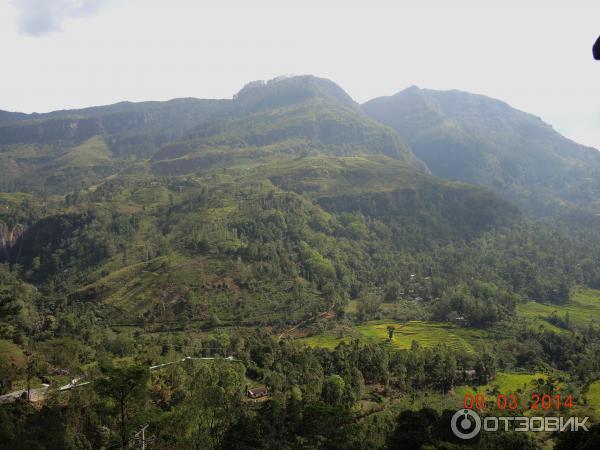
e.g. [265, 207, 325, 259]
[141, 424, 147, 450]
[133, 424, 149, 450]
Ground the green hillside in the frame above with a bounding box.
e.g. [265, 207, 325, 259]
[363, 86, 600, 217]
[150, 76, 424, 176]
[5, 151, 523, 330]
[517, 287, 600, 329]
[1, 76, 600, 449]
[302, 320, 490, 353]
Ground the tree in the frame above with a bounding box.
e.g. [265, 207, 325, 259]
[322, 374, 345, 406]
[555, 280, 570, 304]
[0, 359, 18, 395]
[356, 292, 382, 322]
[95, 365, 149, 449]
[384, 282, 402, 302]
[475, 352, 496, 385]
[23, 352, 48, 402]
[0, 289, 20, 322]
[298, 403, 362, 449]
[358, 344, 389, 384]
[174, 362, 243, 449]
[387, 408, 439, 450]
[387, 326, 396, 341]
[555, 423, 600, 450]
[427, 346, 457, 392]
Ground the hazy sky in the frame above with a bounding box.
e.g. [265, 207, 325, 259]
[1, 0, 599, 148]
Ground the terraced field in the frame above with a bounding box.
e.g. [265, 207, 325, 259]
[455, 372, 550, 397]
[303, 289, 600, 356]
[302, 320, 494, 352]
[356, 321, 477, 352]
[517, 288, 600, 329]
[301, 333, 353, 349]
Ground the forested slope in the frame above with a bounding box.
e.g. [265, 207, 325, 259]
[363, 86, 600, 217]
[1, 76, 600, 449]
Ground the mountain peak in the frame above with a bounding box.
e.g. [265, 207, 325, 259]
[363, 87, 600, 216]
[233, 75, 359, 112]
[402, 84, 421, 92]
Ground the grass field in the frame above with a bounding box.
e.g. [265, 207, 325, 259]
[301, 333, 352, 348]
[301, 320, 496, 352]
[356, 321, 477, 352]
[0, 192, 33, 204]
[587, 381, 600, 416]
[455, 372, 549, 398]
[345, 300, 358, 314]
[517, 287, 600, 330]
[56, 136, 112, 168]
[0, 339, 26, 367]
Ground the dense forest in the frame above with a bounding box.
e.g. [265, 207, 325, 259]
[1, 76, 599, 449]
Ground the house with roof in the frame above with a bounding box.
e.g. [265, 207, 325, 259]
[246, 386, 269, 399]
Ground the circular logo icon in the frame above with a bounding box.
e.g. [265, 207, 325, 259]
[451, 409, 481, 440]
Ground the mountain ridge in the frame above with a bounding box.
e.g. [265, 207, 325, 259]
[363, 85, 600, 216]
[2, 75, 599, 218]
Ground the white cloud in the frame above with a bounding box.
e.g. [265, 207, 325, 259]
[11, 0, 112, 36]
[0, 0, 598, 152]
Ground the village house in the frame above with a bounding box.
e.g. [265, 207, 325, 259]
[246, 386, 269, 399]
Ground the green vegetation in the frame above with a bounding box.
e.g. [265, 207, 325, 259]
[517, 288, 600, 329]
[587, 381, 600, 416]
[302, 333, 352, 349]
[303, 320, 487, 353]
[54, 136, 112, 168]
[456, 372, 549, 397]
[0, 75, 599, 449]
[364, 86, 600, 217]
[0, 339, 24, 367]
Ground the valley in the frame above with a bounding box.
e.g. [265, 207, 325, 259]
[0, 75, 599, 449]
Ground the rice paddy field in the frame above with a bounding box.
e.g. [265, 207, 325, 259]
[454, 372, 550, 398]
[311, 289, 600, 352]
[516, 287, 600, 329]
[301, 320, 495, 352]
[301, 288, 600, 418]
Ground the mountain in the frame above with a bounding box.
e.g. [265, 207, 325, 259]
[363, 86, 600, 217]
[3, 76, 600, 450]
[3, 75, 598, 331]
[4, 152, 521, 327]
[0, 98, 228, 151]
[232, 75, 360, 113]
[1, 98, 229, 140]
[149, 76, 425, 175]
[0, 109, 31, 123]
[0, 76, 538, 328]
[0, 98, 228, 192]
[0, 76, 425, 193]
